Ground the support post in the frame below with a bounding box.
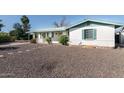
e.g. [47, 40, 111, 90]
[33, 33, 35, 39]
[38, 33, 41, 39]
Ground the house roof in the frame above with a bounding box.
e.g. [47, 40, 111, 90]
[31, 19, 124, 33]
[67, 19, 124, 29]
[32, 27, 66, 33]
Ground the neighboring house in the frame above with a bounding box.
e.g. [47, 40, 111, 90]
[30, 19, 124, 47]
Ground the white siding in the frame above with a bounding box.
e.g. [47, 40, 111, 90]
[69, 26, 115, 47]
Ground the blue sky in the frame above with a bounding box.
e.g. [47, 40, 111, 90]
[1, 15, 124, 32]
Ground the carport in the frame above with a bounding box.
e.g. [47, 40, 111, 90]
[115, 26, 124, 46]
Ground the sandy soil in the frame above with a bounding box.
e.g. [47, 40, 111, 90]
[0, 44, 124, 78]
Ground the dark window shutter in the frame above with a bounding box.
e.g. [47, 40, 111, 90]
[82, 30, 85, 40]
[93, 30, 96, 40]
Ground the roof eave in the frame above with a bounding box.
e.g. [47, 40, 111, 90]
[67, 19, 123, 29]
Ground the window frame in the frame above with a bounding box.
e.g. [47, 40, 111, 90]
[82, 29, 96, 40]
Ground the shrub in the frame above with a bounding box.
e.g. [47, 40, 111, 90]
[9, 29, 23, 40]
[30, 39, 36, 43]
[58, 35, 69, 45]
[22, 33, 29, 40]
[10, 36, 16, 42]
[9, 29, 30, 40]
[46, 37, 52, 44]
[0, 32, 14, 43]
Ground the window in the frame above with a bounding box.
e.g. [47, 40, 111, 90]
[82, 29, 96, 40]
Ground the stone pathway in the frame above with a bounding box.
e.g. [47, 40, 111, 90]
[0, 45, 43, 58]
[0, 55, 4, 58]
[0, 42, 30, 47]
[0, 43, 50, 59]
[0, 42, 31, 58]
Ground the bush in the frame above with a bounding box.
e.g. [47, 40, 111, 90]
[22, 33, 29, 40]
[10, 36, 16, 42]
[46, 37, 52, 44]
[58, 35, 69, 45]
[9, 29, 22, 40]
[9, 29, 30, 40]
[30, 39, 36, 43]
[0, 32, 14, 43]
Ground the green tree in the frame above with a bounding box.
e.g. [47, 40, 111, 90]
[21, 15, 31, 32]
[9, 23, 24, 40]
[13, 23, 22, 30]
[0, 20, 4, 31]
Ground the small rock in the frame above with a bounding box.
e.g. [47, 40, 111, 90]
[26, 50, 30, 52]
[8, 52, 13, 55]
[0, 55, 4, 58]
[17, 51, 22, 53]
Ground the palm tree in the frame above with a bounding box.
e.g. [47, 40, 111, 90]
[0, 20, 4, 31]
[21, 15, 31, 40]
[21, 15, 30, 32]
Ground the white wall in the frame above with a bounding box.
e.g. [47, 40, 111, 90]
[69, 26, 115, 47]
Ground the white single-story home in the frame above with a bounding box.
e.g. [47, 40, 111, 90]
[30, 19, 124, 47]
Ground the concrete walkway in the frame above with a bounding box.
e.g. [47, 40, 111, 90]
[0, 42, 30, 47]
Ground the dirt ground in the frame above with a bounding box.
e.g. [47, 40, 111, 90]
[0, 44, 124, 78]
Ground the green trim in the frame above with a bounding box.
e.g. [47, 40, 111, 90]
[68, 19, 123, 29]
[82, 30, 84, 40]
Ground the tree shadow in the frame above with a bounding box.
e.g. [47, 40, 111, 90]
[0, 46, 19, 51]
[41, 62, 58, 72]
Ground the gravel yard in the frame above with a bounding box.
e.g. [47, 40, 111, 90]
[0, 44, 124, 78]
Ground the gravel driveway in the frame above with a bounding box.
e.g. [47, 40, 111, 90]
[0, 44, 124, 78]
